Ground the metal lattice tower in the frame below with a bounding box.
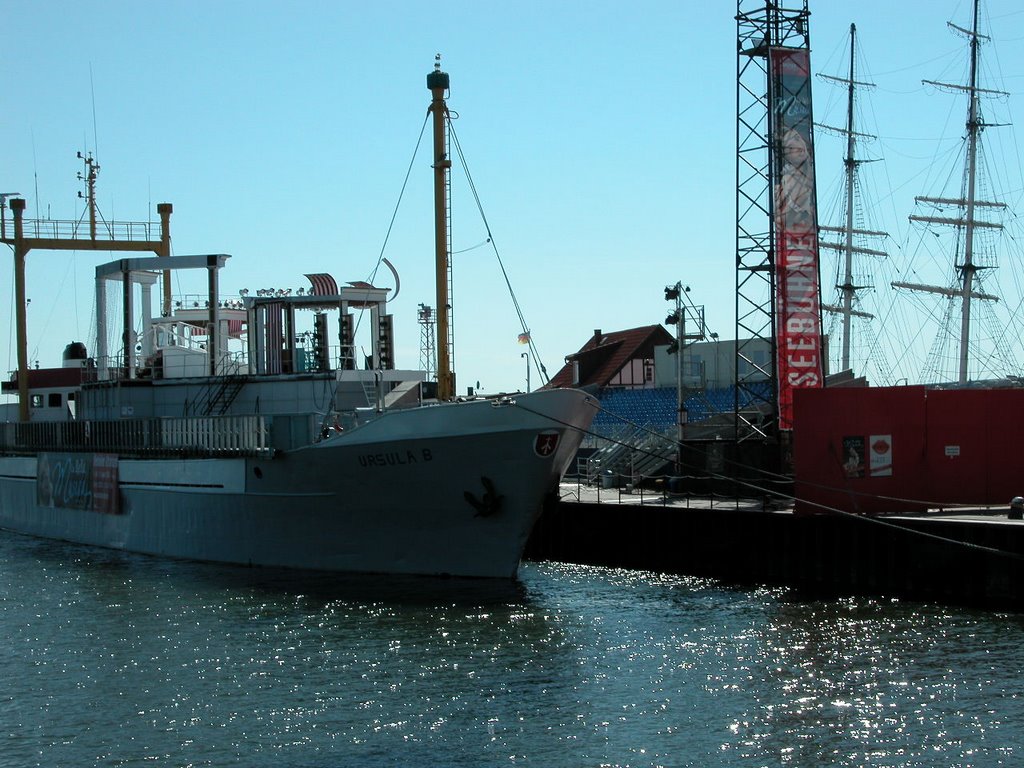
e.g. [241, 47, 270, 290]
[418, 303, 437, 381]
[735, 0, 812, 440]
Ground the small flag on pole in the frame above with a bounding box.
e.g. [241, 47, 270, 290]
[517, 332, 531, 345]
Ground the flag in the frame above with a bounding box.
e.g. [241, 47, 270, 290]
[517, 332, 530, 345]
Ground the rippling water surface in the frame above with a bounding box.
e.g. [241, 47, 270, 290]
[1, 531, 1023, 767]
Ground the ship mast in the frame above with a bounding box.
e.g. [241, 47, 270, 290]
[1, 158, 173, 421]
[818, 23, 887, 375]
[958, 0, 985, 384]
[78, 151, 100, 240]
[838, 26, 859, 368]
[427, 56, 455, 401]
[896, 0, 1007, 385]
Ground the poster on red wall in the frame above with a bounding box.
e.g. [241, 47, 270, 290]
[842, 436, 865, 478]
[869, 435, 893, 477]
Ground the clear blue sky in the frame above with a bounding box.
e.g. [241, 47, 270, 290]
[3, 0, 1023, 395]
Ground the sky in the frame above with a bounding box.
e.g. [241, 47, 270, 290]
[2, 0, 1024, 397]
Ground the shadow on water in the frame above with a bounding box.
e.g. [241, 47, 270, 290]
[2, 529, 530, 609]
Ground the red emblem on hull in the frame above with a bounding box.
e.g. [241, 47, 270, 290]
[534, 431, 559, 457]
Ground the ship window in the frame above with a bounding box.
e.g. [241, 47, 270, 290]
[31, 394, 43, 408]
[48, 393, 62, 408]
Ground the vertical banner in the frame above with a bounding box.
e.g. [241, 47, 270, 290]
[770, 47, 824, 430]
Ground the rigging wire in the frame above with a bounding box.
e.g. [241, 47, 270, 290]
[446, 115, 550, 385]
[453, 238, 491, 254]
[364, 110, 432, 291]
[311, 110, 432, 427]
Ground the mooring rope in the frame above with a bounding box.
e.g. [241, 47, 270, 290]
[512, 396, 1024, 564]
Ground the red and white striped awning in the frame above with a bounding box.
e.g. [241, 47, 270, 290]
[305, 273, 339, 296]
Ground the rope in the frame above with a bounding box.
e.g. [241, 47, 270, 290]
[447, 117, 549, 385]
[314, 111, 433, 438]
[511, 396, 1024, 564]
[365, 110, 431, 290]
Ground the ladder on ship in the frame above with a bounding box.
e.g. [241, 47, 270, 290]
[191, 373, 248, 416]
[361, 375, 380, 410]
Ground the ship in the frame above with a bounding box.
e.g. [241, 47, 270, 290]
[0, 61, 596, 579]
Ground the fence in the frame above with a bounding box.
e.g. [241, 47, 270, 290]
[0, 414, 271, 458]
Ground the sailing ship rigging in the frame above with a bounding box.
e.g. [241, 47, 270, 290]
[893, 0, 1019, 385]
[816, 23, 893, 384]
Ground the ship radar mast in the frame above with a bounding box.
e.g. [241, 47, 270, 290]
[1, 159, 174, 421]
[428, 54, 455, 401]
[77, 150, 100, 240]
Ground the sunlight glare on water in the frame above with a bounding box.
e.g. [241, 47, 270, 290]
[0, 533, 1022, 767]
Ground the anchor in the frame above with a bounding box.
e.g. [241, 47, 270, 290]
[465, 476, 504, 517]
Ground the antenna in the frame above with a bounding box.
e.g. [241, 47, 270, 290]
[89, 63, 100, 160]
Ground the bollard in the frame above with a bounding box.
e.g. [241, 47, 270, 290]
[1010, 496, 1024, 520]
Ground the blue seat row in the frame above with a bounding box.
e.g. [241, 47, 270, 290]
[592, 382, 774, 432]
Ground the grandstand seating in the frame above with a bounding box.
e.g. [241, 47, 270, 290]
[577, 382, 775, 487]
[590, 382, 771, 438]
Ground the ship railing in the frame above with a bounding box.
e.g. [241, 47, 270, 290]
[88, 351, 245, 383]
[4, 216, 160, 242]
[0, 414, 272, 458]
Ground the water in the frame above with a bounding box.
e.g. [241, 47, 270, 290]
[1, 531, 1023, 767]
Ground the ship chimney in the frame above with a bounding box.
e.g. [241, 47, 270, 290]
[63, 341, 88, 368]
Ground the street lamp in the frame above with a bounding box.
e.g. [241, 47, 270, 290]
[710, 332, 720, 390]
[521, 352, 531, 393]
[665, 281, 689, 471]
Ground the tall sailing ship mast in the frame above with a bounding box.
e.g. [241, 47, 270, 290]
[817, 23, 890, 381]
[894, 0, 1009, 385]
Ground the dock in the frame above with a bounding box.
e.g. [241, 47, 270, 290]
[526, 483, 1024, 611]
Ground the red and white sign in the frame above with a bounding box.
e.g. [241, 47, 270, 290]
[869, 434, 893, 477]
[770, 47, 824, 430]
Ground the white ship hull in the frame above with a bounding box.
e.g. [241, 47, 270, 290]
[0, 389, 594, 578]
[0, 62, 597, 580]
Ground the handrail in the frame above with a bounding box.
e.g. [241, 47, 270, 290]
[0, 414, 272, 458]
[1, 216, 159, 242]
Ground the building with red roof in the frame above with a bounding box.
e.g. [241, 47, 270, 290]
[545, 325, 675, 390]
